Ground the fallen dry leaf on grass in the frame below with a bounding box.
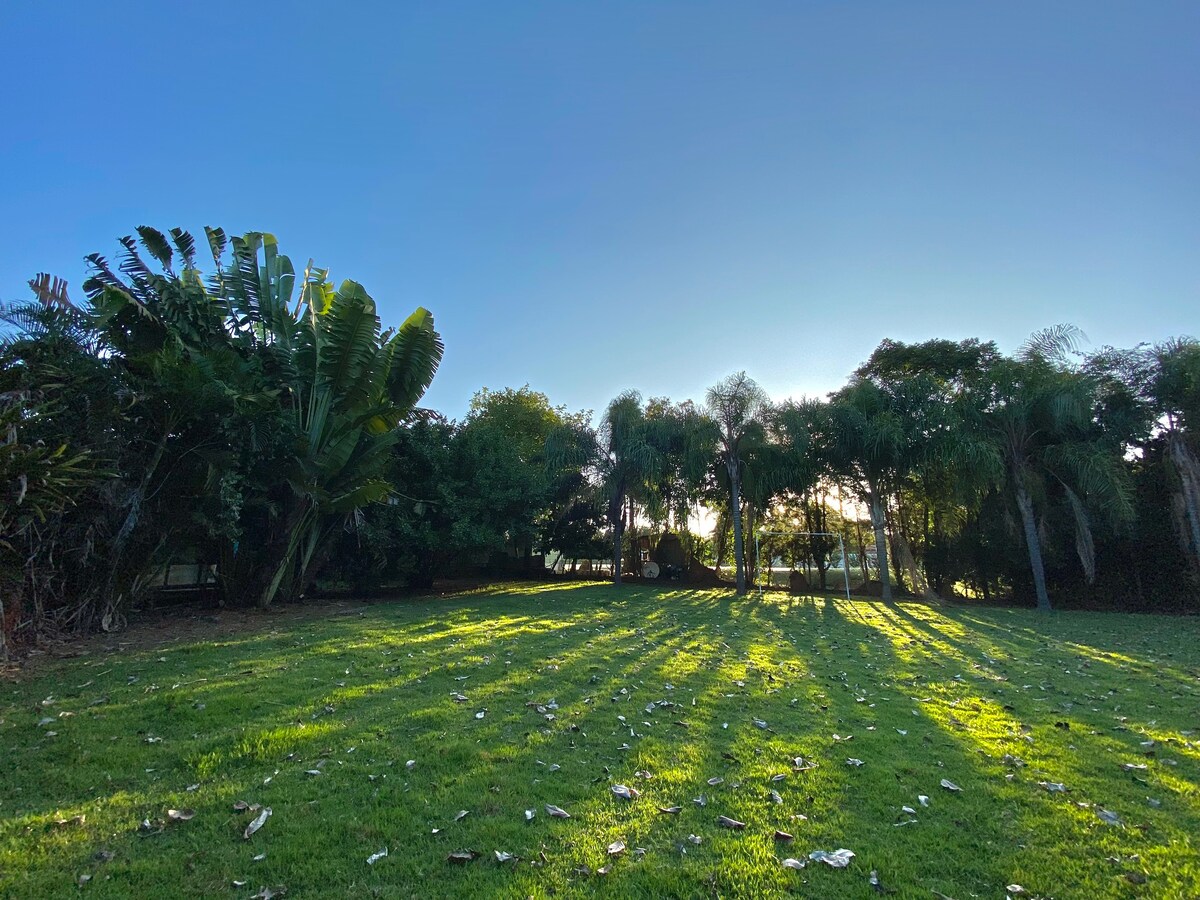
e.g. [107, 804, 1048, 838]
[138, 818, 164, 836]
[782, 857, 806, 870]
[658, 806, 682, 814]
[611, 784, 639, 800]
[940, 779, 961, 791]
[447, 850, 479, 863]
[166, 808, 195, 822]
[717, 815, 746, 829]
[1096, 807, 1122, 825]
[244, 807, 272, 839]
[546, 804, 571, 818]
[607, 840, 626, 856]
[810, 848, 855, 868]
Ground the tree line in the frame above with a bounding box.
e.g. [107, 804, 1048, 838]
[2, 229, 1198, 656]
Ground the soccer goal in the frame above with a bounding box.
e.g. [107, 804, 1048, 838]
[754, 530, 852, 601]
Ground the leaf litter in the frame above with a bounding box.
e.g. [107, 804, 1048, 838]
[810, 848, 855, 868]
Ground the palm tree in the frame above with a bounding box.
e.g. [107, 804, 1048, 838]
[547, 391, 664, 584]
[825, 379, 916, 602]
[1150, 338, 1200, 572]
[706, 373, 769, 594]
[641, 398, 717, 533]
[979, 327, 1133, 610]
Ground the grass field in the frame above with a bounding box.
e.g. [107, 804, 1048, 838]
[2, 584, 1198, 898]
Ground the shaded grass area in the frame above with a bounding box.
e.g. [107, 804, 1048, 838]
[1, 583, 1198, 898]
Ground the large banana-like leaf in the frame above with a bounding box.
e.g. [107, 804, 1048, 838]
[257, 234, 296, 346]
[294, 266, 334, 405]
[226, 233, 268, 330]
[168, 228, 197, 271]
[309, 421, 366, 481]
[386, 307, 443, 416]
[136, 226, 174, 273]
[323, 479, 393, 513]
[318, 281, 381, 407]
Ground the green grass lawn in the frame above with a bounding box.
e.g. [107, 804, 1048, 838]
[2, 584, 1198, 898]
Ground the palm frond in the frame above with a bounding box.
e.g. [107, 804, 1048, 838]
[1022, 324, 1086, 364]
[136, 226, 174, 273]
[1063, 484, 1096, 584]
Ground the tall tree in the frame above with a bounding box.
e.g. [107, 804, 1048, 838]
[706, 372, 769, 594]
[1150, 339, 1200, 572]
[641, 398, 716, 533]
[978, 327, 1134, 610]
[548, 391, 664, 584]
[825, 379, 922, 602]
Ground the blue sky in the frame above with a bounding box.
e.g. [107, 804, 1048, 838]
[3, 2, 1197, 418]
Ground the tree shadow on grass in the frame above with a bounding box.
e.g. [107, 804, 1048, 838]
[2, 586, 1197, 897]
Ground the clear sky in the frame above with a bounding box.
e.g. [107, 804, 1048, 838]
[3, 2, 1197, 419]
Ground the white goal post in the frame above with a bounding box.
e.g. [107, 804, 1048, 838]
[754, 530, 852, 602]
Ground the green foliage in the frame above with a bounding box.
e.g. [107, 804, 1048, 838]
[3, 227, 442, 643]
[7, 219, 1200, 622]
[326, 387, 605, 590]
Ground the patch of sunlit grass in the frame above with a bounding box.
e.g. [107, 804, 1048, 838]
[1, 585, 1198, 897]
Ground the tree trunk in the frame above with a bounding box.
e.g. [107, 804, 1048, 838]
[1015, 478, 1051, 610]
[1169, 433, 1200, 572]
[886, 504, 907, 595]
[729, 459, 746, 594]
[294, 518, 341, 600]
[868, 489, 892, 603]
[856, 519, 869, 583]
[97, 428, 171, 630]
[625, 497, 638, 577]
[714, 508, 728, 576]
[612, 504, 625, 585]
[745, 500, 757, 590]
